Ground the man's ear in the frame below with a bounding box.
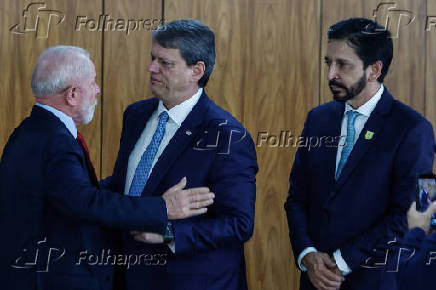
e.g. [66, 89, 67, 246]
[65, 87, 79, 106]
[368, 60, 383, 82]
[191, 61, 205, 83]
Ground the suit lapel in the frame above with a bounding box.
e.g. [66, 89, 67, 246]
[117, 99, 158, 191]
[334, 89, 394, 192]
[323, 101, 346, 182]
[142, 93, 210, 196]
[33, 105, 99, 185]
[124, 99, 159, 158]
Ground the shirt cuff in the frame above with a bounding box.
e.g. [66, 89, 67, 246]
[333, 249, 352, 275]
[298, 247, 317, 271]
[167, 241, 175, 253]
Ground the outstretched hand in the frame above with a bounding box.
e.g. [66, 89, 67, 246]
[162, 177, 215, 220]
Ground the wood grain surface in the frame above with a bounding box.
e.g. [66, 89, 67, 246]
[1, 1, 435, 289]
[101, 0, 162, 177]
[427, 0, 436, 172]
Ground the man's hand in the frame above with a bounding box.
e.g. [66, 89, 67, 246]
[302, 252, 345, 290]
[162, 177, 215, 220]
[131, 231, 164, 244]
[407, 201, 436, 234]
[330, 258, 343, 277]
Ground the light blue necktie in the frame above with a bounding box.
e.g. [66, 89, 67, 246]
[336, 110, 360, 180]
[129, 111, 169, 196]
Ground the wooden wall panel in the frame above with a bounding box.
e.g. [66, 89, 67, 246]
[164, 0, 247, 118]
[102, 0, 162, 177]
[240, 2, 320, 289]
[320, 0, 427, 116]
[165, 0, 320, 289]
[1, 1, 435, 290]
[0, 0, 102, 174]
[382, 0, 426, 112]
[427, 0, 436, 172]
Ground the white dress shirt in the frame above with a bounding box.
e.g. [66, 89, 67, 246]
[124, 88, 203, 252]
[124, 88, 203, 196]
[335, 84, 384, 171]
[298, 84, 384, 275]
[36, 103, 77, 138]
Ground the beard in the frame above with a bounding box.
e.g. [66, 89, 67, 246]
[329, 74, 367, 102]
[81, 99, 97, 125]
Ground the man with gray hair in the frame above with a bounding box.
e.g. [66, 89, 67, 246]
[0, 45, 214, 290]
[106, 19, 258, 290]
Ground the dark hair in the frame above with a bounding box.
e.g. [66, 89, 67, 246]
[152, 19, 215, 88]
[328, 18, 393, 83]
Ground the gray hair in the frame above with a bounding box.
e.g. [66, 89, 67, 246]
[31, 45, 93, 97]
[152, 19, 215, 88]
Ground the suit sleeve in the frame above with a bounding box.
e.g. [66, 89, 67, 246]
[171, 127, 258, 257]
[398, 229, 436, 272]
[340, 119, 435, 270]
[43, 134, 168, 234]
[284, 111, 315, 265]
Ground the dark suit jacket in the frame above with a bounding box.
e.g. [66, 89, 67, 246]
[377, 228, 436, 290]
[397, 228, 436, 290]
[284, 88, 435, 290]
[0, 106, 168, 290]
[108, 91, 258, 290]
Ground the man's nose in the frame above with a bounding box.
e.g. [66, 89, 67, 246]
[327, 65, 338, 81]
[147, 60, 160, 73]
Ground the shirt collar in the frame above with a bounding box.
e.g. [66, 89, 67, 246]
[345, 84, 384, 117]
[157, 88, 203, 126]
[35, 103, 78, 138]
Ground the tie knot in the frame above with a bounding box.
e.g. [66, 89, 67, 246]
[159, 111, 169, 123]
[76, 132, 84, 143]
[347, 110, 360, 122]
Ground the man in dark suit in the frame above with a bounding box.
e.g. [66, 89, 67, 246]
[396, 201, 436, 290]
[284, 18, 435, 290]
[0, 45, 214, 290]
[106, 20, 258, 290]
[377, 200, 436, 290]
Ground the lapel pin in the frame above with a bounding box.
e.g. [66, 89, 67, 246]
[364, 130, 374, 140]
[185, 130, 192, 136]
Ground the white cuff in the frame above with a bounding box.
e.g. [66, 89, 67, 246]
[298, 247, 317, 271]
[333, 249, 352, 275]
[168, 241, 175, 253]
